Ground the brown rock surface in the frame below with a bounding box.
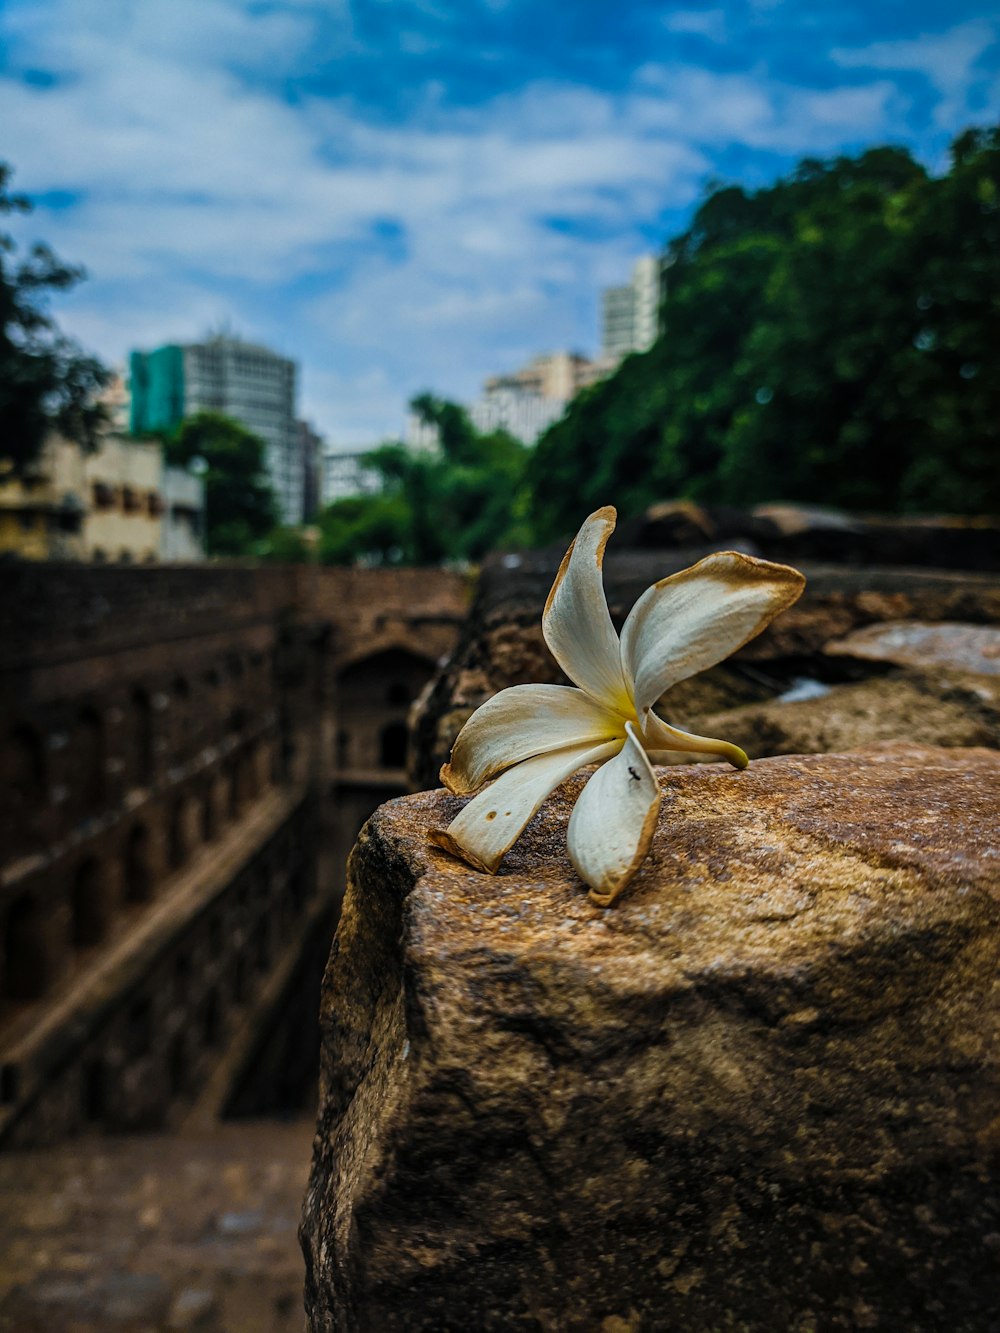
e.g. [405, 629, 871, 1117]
[408, 553, 1000, 787]
[827, 620, 1000, 676]
[690, 669, 1000, 760]
[301, 744, 1000, 1332]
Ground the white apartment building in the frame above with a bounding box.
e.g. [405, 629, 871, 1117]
[601, 255, 664, 361]
[183, 337, 301, 525]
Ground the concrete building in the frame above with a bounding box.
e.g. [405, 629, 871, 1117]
[298, 421, 324, 523]
[160, 466, 206, 562]
[474, 352, 609, 445]
[601, 255, 664, 361]
[129, 336, 302, 526]
[0, 433, 205, 565]
[321, 450, 383, 506]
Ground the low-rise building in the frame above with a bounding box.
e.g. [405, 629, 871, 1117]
[0, 433, 205, 563]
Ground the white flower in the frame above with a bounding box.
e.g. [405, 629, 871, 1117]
[429, 506, 805, 907]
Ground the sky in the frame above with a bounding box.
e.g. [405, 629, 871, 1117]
[1, 1, 998, 448]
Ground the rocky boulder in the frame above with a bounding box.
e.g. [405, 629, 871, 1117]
[409, 551, 1000, 787]
[688, 668, 1000, 760]
[301, 744, 1000, 1332]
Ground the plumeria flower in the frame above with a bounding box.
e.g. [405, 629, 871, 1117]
[429, 507, 805, 907]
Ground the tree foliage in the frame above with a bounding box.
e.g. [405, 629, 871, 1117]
[164, 411, 278, 556]
[1, 163, 110, 469]
[529, 128, 1000, 541]
[317, 397, 530, 566]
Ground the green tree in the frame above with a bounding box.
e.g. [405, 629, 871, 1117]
[1, 163, 110, 469]
[317, 398, 531, 566]
[164, 411, 278, 556]
[529, 130, 1000, 539]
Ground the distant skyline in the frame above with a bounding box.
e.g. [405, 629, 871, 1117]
[2, 0, 998, 447]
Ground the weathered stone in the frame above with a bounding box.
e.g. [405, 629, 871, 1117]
[689, 669, 1000, 759]
[409, 545, 1000, 788]
[827, 620, 1000, 676]
[302, 744, 1000, 1332]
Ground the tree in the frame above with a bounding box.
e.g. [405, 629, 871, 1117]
[317, 398, 531, 567]
[529, 130, 1000, 539]
[164, 412, 278, 556]
[1, 163, 110, 469]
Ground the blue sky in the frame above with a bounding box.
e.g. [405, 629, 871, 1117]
[2, 0, 997, 446]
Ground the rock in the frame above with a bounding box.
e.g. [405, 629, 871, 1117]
[408, 551, 1000, 788]
[301, 744, 1000, 1332]
[827, 620, 1000, 676]
[167, 1286, 218, 1330]
[688, 669, 1000, 759]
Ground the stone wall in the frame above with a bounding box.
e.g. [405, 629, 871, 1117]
[0, 560, 466, 1149]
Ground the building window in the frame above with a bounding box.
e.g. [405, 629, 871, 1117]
[147, 491, 164, 516]
[92, 482, 116, 509]
[121, 486, 141, 513]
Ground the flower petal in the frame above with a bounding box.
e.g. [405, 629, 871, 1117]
[441, 684, 626, 795]
[620, 551, 806, 715]
[567, 720, 661, 908]
[641, 709, 748, 770]
[430, 739, 623, 874]
[542, 507, 633, 713]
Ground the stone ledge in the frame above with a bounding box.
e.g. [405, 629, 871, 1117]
[302, 744, 1000, 1332]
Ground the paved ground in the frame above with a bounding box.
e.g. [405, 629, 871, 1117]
[0, 1118, 315, 1332]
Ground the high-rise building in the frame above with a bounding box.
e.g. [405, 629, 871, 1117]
[129, 335, 302, 524]
[322, 450, 383, 505]
[298, 420, 325, 523]
[601, 255, 664, 362]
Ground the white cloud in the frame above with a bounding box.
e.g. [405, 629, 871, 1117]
[662, 9, 728, 43]
[831, 19, 998, 129]
[0, 0, 945, 442]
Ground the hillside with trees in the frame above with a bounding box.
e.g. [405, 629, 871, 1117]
[528, 126, 1000, 541]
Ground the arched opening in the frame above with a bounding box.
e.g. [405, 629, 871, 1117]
[227, 761, 241, 819]
[75, 707, 105, 812]
[203, 988, 221, 1047]
[6, 724, 46, 808]
[71, 857, 107, 947]
[233, 954, 248, 1005]
[131, 689, 155, 785]
[201, 788, 216, 843]
[2, 895, 51, 1000]
[379, 721, 409, 770]
[167, 798, 187, 870]
[123, 823, 152, 902]
[168, 1034, 189, 1096]
[82, 1057, 106, 1121]
[337, 647, 435, 772]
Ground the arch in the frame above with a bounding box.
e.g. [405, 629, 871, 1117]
[379, 721, 408, 770]
[3, 895, 51, 999]
[6, 723, 46, 808]
[167, 1033, 189, 1097]
[201, 787, 216, 843]
[336, 647, 436, 773]
[203, 988, 222, 1047]
[167, 797, 187, 870]
[71, 857, 107, 947]
[82, 1057, 106, 1121]
[131, 688, 155, 785]
[75, 706, 105, 811]
[123, 823, 152, 902]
